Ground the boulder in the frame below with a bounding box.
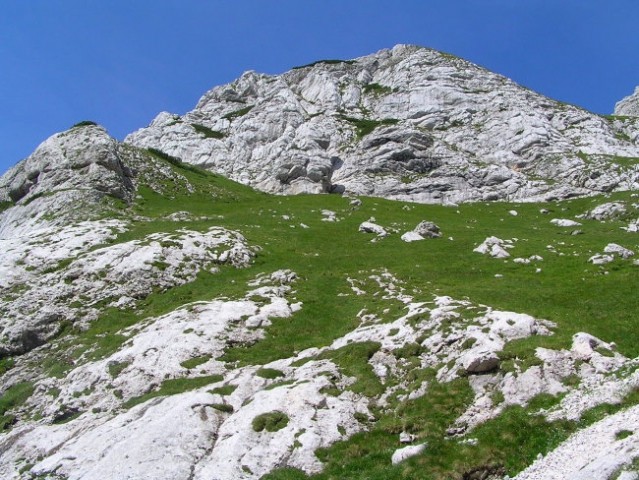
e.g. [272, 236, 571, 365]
[391, 443, 427, 465]
[401, 231, 424, 242]
[414, 221, 441, 238]
[359, 221, 388, 237]
[604, 243, 635, 259]
[461, 349, 500, 374]
[589, 254, 614, 265]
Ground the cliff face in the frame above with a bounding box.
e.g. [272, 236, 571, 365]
[127, 44, 639, 203]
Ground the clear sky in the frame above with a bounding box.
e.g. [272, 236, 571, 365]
[1, 1, 638, 175]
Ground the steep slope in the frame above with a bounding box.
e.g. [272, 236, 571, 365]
[127, 44, 639, 203]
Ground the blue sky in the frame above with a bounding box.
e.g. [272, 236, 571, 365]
[1, 1, 638, 175]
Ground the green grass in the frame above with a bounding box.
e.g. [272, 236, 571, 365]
[180, 355, 212, 370]
[191, 123, 225, 139]
[339, 115, 400, 139]
[122, 375, 223, 409]
[256, 368, 285, 379]
[0, 200, 14, 213]
[222, 105, 254, 120]
[318, 342, 384, 397]
[107, 360, 130, 378]
[362, 83, 393, 96]
[252, 411, 289, 432]
[0, 382, 34, 431]
[209, 384, 237, 396]
[19, 148, 639, 477]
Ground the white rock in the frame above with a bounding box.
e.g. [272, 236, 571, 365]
[359, 221, 388, 237]
[550, 218, 582, 227]
[401, 231, 424, 242]
[391, 443, 427, 465]
[461, 348, 500, 373]
[589, 254, 615, 265]
[604, 243, 635, 259]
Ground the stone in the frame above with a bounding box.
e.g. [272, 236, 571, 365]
[401, 231, 424, 242]
[391, 443, 427, 465]
[589, 254, 614, 265]
[461, 349, 500, 374]
[550, 219, 582, 227]
[359, 221, 388, 237]
[473, 236, 512, 258]
[604, 243, 635, 259]
[399, 431, 416, 444]
[583, 202, 626, 221]
[413, 221, 441, 238]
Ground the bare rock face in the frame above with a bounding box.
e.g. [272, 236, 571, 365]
[0, 124, 135, 237]
[126, 44, 639, 203]
[615, 87, 639, 117]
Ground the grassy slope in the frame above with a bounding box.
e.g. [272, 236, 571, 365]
[10, 153, 639, 478]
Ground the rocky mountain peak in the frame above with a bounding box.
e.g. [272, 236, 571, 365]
[126, 44, 639, 204]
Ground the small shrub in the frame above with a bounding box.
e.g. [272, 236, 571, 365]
[252, 411, 289, 432]
[71, 120, 98, 128]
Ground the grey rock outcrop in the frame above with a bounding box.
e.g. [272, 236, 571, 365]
[615, 87, 639, 117]
[0, 124, 134, 236]
[125, 45, 639, 204]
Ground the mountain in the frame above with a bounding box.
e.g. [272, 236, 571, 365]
[127, 44, 639, 203]
[1, 45, 639, 479]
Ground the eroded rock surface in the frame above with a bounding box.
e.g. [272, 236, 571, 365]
[126, 45, 639, 204]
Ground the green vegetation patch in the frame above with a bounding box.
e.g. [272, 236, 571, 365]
[0, 357, 15, 377]
[107, 360, 130, 378]
[123, 375, 223, 409]
[363, 83, 393, 96]
[0, 201, 14, 213]
[0, 382, 35, 431]
[209, 384, 237, 396]
[222, 105, 254, 121]
[318, 342, 383, 397]
[339, 115, 399, 139]
[252, 411, 289, 432]
[180, 355, 212, 370]
[71, 120, 98, 128]
[256, 368, 285, 379]
[211, 403, 234, 413]
[191, 123, 225, 139]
